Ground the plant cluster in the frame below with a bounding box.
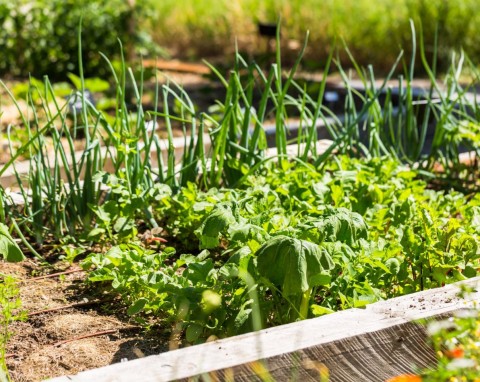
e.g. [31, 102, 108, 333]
[1, 24, 480, 356]
[423, 309, 480, 381]
[84, 156, 480, 342]
[3, 25, 480, 250]
[0, 0, 163, 79]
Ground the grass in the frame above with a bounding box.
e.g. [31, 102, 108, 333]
[148, 0, 480, 72]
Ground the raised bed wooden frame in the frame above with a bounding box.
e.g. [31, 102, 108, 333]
[48, 278, 480, 382]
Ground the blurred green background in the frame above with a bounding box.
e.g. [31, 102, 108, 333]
[1, 0, 479, 78]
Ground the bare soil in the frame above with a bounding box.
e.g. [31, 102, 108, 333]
[2, 260, 174, 382]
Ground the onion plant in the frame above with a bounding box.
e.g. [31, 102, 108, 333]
[1, 23, 480, 246]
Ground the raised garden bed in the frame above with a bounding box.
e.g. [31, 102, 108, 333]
[48, 277, 480, 382]
[3, 39, 480, 382]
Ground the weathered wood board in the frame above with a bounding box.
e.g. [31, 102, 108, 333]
[48, 277, 480, 382]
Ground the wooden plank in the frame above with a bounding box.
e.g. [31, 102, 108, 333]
[47, 277, 480, 382]
[142, 60, 211, 75]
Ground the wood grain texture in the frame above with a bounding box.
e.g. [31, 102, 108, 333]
[221, 322, 436, 382]
[48, 277, 480, 382]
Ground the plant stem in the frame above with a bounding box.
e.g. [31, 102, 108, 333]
[299, 289, 311, 320]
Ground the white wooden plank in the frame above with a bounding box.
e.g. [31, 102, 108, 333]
[47, 277, 480, 382]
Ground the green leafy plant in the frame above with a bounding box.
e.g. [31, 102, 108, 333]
[256, 235, 334, 320]
[88, 172, 171, 243]
[2, 19, 480, 352]
[421, 308, 480, 380]
[0, 0, 165, 79]
[84, 155, 480, 343]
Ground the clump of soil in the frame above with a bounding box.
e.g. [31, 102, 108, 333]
[2, 260, 173, 382]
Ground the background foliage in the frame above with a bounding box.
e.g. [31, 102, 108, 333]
[1, 0, 480, 78]
[0, 0, 161, 79]
[150, 0, 480, 71]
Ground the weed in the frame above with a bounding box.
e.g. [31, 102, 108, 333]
[0, 275, 25, 382]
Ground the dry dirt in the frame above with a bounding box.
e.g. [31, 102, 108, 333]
[1, 260, 173, 382]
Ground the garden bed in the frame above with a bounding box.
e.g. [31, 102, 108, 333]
[3, 38, 480, 382]
[47, 277, 480, 382]
[3, 258, 479, 382]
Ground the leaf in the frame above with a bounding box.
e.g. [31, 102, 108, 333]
[90, 203, 112, 223]
[186, 323, 203, 343]
[67, 73, 82, 90]
[197, 204, 236, 249]
[321, 241, 356, 262]
[314, 207, 367, 245]
[113, 217, 134, 234]
[385, 258, 401, 274]
[105, 246, 125, 267]
[309, 272, 332, 287]
[87, 227, 106, 239]
[234, 299, 253, 330]
[470, 206, 480, 234]
[311, 304, 335, 316]
[256, 235, 334, 296]
[229, 223, 268, 245]
[184, 259, 214, 283]
[219, 263, 239, 279]
[463, 265, 477, 278]
[199, 236, 219, 250]
[83, 77, 110, 93]
[127, 298, 148, 315]
[0, 223, 25, 262]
